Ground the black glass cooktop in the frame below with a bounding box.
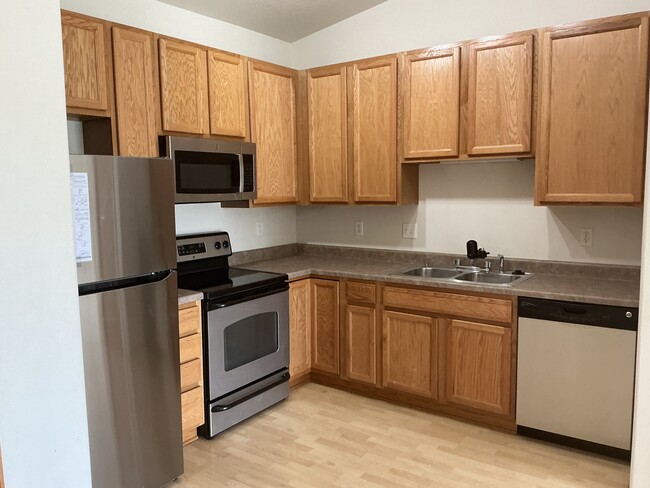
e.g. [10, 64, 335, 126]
[177, 266, 287, 300]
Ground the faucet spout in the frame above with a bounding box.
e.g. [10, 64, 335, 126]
[498, 254, 505, 274]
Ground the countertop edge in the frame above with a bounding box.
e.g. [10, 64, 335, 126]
[178, 289, 203, 306]
[262, 267, 639, 309]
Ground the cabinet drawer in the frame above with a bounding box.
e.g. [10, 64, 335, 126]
[179, 333, 202, 364]
[346, 281, 376, 305]
[383, 286, 512, 324]
[179, 304, 201, 338]
[180, 358, 202, 393]
[181, 386, 204, 443]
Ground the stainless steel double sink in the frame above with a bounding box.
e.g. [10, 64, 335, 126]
[400, 266, 532, 286]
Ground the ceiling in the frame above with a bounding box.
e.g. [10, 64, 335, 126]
[157, 0, 388, 42]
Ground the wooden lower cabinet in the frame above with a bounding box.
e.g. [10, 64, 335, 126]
[445, 319, 512, 416]
[287, 278, 516, 430]
[344, 305, 378, 385]
[289, 280, 312, 381]
[382, 311, 437, 399]
[311, 279, 340, 374]
[178, 300, 205, 445]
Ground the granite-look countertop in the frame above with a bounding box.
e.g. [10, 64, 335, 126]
[238, 255, 640, 308]
[178, 289, 203, 306]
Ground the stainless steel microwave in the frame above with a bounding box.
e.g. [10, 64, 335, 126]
[160, 136, 256, 203]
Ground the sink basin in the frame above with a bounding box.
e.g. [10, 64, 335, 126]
[400, 266, 532, 287]
[402, 267, 462, 279]
[454, 272, 527, 285]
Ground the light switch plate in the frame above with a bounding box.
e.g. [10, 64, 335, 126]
[403, 223, 417, 239]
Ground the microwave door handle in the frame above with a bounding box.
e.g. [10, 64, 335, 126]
[238, 153, 245, 193]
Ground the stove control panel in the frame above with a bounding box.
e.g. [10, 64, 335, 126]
[176, 232, 232, 262]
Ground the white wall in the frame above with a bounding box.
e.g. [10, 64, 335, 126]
[292, 0, 650, 68]
[175, 204, 297, 251]
[61, 0, 292, 66]
[294, 0, 647, 266]
[298, 161, 644, 265]
[0, 0, 91, 486]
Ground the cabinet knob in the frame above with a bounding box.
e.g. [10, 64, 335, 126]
[626, 311, 633, 319]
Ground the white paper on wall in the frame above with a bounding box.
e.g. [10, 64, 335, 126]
[70, 172, 92, 263]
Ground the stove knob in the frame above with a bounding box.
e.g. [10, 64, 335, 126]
[223, 240, 230, 249]
[214, 242, 221, 250]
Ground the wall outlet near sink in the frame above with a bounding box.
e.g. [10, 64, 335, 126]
[403, 223, 417, 239]
[256, 221, 263, 236]
[354, 221, 364, 236]
[579, 228, 593, 247]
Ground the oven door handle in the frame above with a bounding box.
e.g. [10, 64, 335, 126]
[208, 285, 289, 310]
[211, 372, 290, 412]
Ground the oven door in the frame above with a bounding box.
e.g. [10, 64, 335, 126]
[206, 288, 289, 399]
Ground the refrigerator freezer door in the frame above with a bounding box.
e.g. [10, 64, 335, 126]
[79, 271, 183, 488]
[70, 155, 176, 286]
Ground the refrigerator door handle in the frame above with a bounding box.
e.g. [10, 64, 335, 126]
[78, 269, 173, 296]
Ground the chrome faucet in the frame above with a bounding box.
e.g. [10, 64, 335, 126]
[498, 254, 505, 274]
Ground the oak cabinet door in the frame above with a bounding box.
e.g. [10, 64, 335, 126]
[112, 27, 158, 157]
[536, 16, 648, 205]
[207, 51, 248, 138]
[249, 60, 299, 204]
[344, 305, 378, 385]
[349, 56, 398, 203]
[446, 320, 511, 416]
[61, 13, 109, 111]
[311, 279, 340, 374]
[401, 47, 460, 159]
[178, 301, 204, 445]
[382, 310, 437, 399]
[466, 34, 533, 155]
[158, 38, 209, 135]
[289, 280, 312, 378]
[308, 66, 348, 203]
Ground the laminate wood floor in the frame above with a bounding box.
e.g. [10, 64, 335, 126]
[174, 383, 629, 488]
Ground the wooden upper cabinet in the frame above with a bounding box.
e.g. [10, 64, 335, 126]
[382, 310, 438, 399]
[349, 56, 398, 203]
[446, 320, 511, 416]
[159, 38, 209, 135]
[61, 12, 109, 112]
[207, 50, 249, 138]
[289, 280, 312, 378]
[466, 33, 534, 155]
[112, 27, 158, 157]
[311, 279, 340, 374]
[308, 66, 348, 203]
[536, 15, 649, 205]
[249, 60, 299, 204]
[401, 47, 460, 159]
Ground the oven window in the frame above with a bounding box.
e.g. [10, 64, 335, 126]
[175, 150, 240, 194]
[223, 312, 279, 371]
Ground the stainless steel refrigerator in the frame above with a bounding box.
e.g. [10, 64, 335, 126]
[70, 154, 183, 488]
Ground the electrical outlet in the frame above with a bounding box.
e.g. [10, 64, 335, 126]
[403, 223, 417, 239]
[256, 221, 263, 236]
[579, 228, 593, 247]
[354, 221, 364, 236]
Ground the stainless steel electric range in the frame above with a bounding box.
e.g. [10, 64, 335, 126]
[176, 232, 290, 438]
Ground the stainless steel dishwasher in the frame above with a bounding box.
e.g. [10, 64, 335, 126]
[517, 297, 637, 459]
